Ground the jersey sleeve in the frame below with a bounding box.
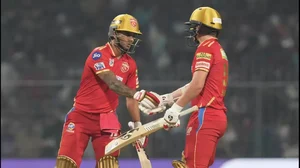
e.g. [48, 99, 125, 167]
[126, 62, 139, 89]
[192, 47, 214, 73]
[86, 49, 110, 74]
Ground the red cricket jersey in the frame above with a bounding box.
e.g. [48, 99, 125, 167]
[73, 43, 139, 113]
[190, 38, 229, 120]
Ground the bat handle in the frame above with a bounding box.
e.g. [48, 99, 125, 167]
[179, 105, 199, 116]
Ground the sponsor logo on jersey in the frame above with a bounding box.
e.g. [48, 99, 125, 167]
[196, 52, 212, 60]
[92, 51, 102, 60]
[220, 48, 228, 60]
[66, 122, 75, 133]
[121, 62, 129, 73]
[94, 62, 106, 70]
[195, 61, 210, 69]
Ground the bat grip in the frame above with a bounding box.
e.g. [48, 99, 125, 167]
[179, 105, 199, 116]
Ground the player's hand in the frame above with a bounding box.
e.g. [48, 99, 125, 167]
[139, 104, 166, 115]
[138, 93, 174, 115]
[128, 121, 148, 148]
[163, 103, 183, 130]
[160, 93, 175, 106]
[134, 90, 161, 109]
[163, 120, 180, 131]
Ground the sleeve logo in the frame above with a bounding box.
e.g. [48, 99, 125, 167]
[195, 61, 210, 69]
[196, 52, 212, 60]
[92, 51, 102, 60]
[220, 49, 228, 60]
[94, 62, 106, 70]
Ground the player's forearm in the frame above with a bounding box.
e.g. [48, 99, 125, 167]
[109, 80, 136, 97]
[126, 97, 141, 122]
[97, 71, 136, 97]
[170, 83, 190, 100]
[175, 83, 202, 107]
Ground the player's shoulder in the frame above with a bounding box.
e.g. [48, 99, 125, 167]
[196, 39, 223, 55]
[198, 38, 221, 50]
[123, 54, 137, 63]
[88, 45, 110, 61]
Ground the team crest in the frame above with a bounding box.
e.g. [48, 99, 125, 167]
[66, 122, 75, 133]
[121, 62, 129, 73]
[109, 58, 114, 67]
[130, 18, 137, 27]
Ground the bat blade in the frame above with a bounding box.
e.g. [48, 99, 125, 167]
[134, 143, 152, 168]
[105, 106, 198, 155]
[105, 118, 164, 155]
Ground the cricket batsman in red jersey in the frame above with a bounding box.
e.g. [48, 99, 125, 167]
[139, 7, 229, 168]
[55, 14, 163, 168]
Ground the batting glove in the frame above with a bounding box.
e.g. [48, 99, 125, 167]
[138, 93, 174, 115]
[160, 93, 175, 106]
[163, 120, 180, 131]
[134, 90, 161, 110]
[163, 103, 183, 130]
[128, 121, 148, 148]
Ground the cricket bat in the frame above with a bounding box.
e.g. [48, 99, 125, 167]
[134, 142, 152, 168]
[105, 105, 199, 155]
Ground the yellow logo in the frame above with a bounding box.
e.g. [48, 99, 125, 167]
[196, 52, 212, 60]
[220, 49, 228, 60]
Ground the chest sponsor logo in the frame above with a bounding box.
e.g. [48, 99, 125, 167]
[94, 62, 106, 71]
[121, 62, 129, 73]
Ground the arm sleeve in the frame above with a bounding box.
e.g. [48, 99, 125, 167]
[192, 48, 214, 73]
[126, 62, 139, 89]
[86, 50, 110, 74]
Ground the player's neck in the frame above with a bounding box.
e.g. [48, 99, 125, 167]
[198, 35, 217, 44]
[110, 41, 123, 59]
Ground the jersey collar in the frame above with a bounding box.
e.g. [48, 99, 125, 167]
[106, 42, 116, 57]
[198, 37, 217, 47]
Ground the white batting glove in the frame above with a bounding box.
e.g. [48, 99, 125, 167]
[163, 120, 180, 131]
[128, 121, 148, 147]
[163, 103, 183, 130]
[139, 93, 174, 115]
[160, 93, 175, 106]
[134, 90, 161, 109]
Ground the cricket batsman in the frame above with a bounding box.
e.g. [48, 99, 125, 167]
[139, 7, 229, 168]
[55, 14, 163, 168]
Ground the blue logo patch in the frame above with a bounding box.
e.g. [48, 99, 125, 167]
[94, 62, 106, 71]
[92, 51, 102, 60]
[66, 122, 75, 133]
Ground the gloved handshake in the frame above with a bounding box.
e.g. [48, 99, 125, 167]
[136, 90, 182, 130]
[134, 90, 174, 115]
